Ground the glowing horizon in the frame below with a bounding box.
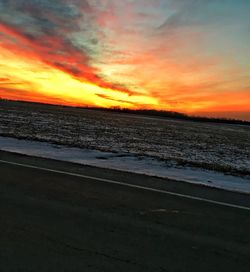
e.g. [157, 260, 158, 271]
[0, 0, 250, 120]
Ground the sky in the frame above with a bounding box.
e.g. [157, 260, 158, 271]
[0, 0, 250, 120]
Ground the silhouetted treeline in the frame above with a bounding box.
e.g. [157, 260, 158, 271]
[1, 98, 249, 126]
[86, 106, 250, 125]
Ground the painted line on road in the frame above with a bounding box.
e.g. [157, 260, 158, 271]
[1, 159, 250, 211]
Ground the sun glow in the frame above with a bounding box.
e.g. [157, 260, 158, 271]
[0, 46, 158, 108]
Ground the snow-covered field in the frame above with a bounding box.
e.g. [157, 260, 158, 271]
[0, 102, 249, 176]
[0, 101, 250, 193]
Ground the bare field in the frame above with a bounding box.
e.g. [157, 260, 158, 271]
[0, 101, 249, 176]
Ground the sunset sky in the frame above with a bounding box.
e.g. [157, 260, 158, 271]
[0, 0, 250, 120]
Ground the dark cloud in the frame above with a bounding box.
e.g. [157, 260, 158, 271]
[0, 0, 90, 40]
[96, 93, 138, 106]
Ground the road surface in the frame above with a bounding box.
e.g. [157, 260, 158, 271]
[0, 151, 250, 271]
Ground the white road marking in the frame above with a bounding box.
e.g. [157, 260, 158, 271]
[1, 159, 250, 211]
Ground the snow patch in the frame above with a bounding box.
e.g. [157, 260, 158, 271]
[0, 136, 249, 194]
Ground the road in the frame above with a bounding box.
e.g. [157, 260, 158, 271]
[0, 150, 250, 271]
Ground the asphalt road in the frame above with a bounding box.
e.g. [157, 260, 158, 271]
[0, 151, 250, 272]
